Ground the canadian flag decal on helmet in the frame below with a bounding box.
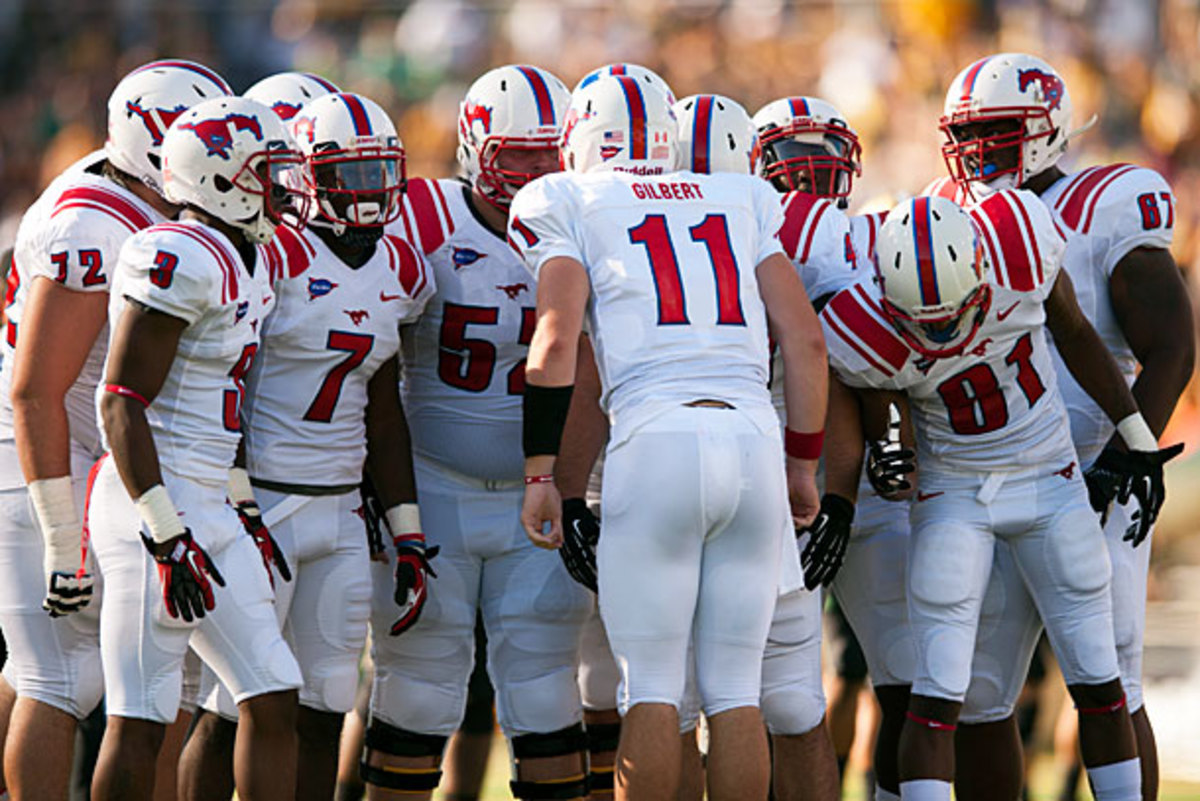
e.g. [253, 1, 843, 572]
[125, 101, 188, 146]
[1017, 68, 1064, 111]
[178, 113, 264, 160]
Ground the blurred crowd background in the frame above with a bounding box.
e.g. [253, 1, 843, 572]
[0, 0, 1198, 789]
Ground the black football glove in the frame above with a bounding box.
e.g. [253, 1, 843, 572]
[359, 476, 388, 557]
[798, 494, 855, 590]
[1084, 443, 1184, 547]
[866, 439, 916, 498]
[560, 498, 599, 593]
[390, 534, 439, 636]
[142, 530, 226, 622]
[235, 499, 291, 589]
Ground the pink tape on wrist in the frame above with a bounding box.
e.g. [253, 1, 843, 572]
[524, 474, 554, 485]
[105, 383, 150, 408]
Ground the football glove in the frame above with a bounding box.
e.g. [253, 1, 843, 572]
[866, 402, 915, 498]
[29, 476, 93, 617]
[43, 571, 94, 618]
[390, 533, 439, 636]
[1084, 443, 1184, 547]
[142, 530, 225, 622]
[798, 494, 855, 590]
[235, 499, 291, 589]
[359, 475, 388, 558]
[560, 498, 599, 593]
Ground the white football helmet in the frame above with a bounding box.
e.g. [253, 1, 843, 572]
[105, 60, 232, 195]
[162, 97, 309, 244]
[457, 65, 570, 210]
[874, 196, 991, 359]
[573, 63, 677, 105]
[752, 96, 861, 201]
[560, 74, 678, 176]
[244, 71, 341, 121]
[940, 53, 1076, 192]
[673, 94, 759, 175]
[292, 92, 405, 230]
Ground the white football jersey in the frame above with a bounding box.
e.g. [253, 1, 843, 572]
[822, 189, 1076, 474]
[848, 210, 888, 272]
[243, 226, 432, 486]
[0, 151, 161, 489]
[386, 178, 539, 482]
[1040, 164, 1175, 465]
[509, 170, 784, 429]
[104, 219, 275, 485]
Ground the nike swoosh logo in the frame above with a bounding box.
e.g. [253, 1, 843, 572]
[916, 491, 944, 502]
[996, 301, 1020, 321]
[380, 291, 402, 302]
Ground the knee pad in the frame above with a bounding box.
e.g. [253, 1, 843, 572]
[584, 722, 620, 793]
[761, 683, 826, 736]
[370, 657, 471, 736]
[495, 664, 582, 738]
[509, 723, 589, 800]
[360, 718, 447, 793]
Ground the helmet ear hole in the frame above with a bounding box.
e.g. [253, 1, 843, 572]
[213, 174, 234, 193]
[147, 153, 161, 171]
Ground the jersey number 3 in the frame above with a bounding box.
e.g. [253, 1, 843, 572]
[629, 213, 746, 326]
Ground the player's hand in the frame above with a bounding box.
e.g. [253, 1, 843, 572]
[522, 480, 563, 550]
[1085, 443, 1184, 547]
[235, 499, 291, 589]
[797, 494, 855, 590]
[142, 530, 225, 622]
[560, 498, 599, 593]
[390, 534, 438, 636]
[866, 404, 916, 500]
[358, 477, 390, 564]
[42, 532, 93, 618]
[786, 457, 820, 529]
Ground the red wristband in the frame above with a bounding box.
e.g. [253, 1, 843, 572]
[524, 474, 555, 485]
[784, 428, 824, 460]
[105, 383, 150, 408]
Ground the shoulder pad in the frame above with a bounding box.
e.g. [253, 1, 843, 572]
[381, 234, 430, 297]
[778, 193, 834, 262]
[398, 178, 456, 256]
[920, 176, 968, 203]
[970, 189, 1063, 293]
[265, 225, 315, 284]
[51, 182, 155, 234]
[821, 282, 911, 379]
[150, 222, 242, 303]
[1049, 164, 1146, 234]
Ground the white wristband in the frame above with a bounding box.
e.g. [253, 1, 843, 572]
[135, 484, 186, 544]
[227, 467, 255, 506]
[28, 476, 82, 568]
[385, 503, 422, 538]
[1117, 413, 1157, 453]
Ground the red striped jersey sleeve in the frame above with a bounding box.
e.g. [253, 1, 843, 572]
[398, 178, 455, 256]
[819, 282, 912, 387]
[970, 189, 1064, 298]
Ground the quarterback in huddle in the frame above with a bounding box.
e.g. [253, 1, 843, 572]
[0, 43, 1190, 801]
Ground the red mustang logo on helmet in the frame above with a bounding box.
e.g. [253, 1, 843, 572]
[126, 101, 188, 146]
[272, 101, 302, 121]
[1017, 68, 1065, 111]
[463, 101, 493, 136]
[178, 113, 264, 160]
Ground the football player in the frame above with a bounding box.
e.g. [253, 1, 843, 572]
[176, 91, 433, 801]
[364, 64, 593, 801]
[512, 74, 827, 801]
[0, 59, 229, 801]
[754, 94, 916, 801]
[87, 96, 307, 800]
[820, 193, 1178, 800]
[243, 71, 341, 121]
[935, 53, 1194, 800]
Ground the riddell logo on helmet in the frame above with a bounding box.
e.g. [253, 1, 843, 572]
[125, 101, 188, 146]
[613, 164, 666, 176]
[1017, 68, 1064, 111]
[178, 113, 264, 160]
